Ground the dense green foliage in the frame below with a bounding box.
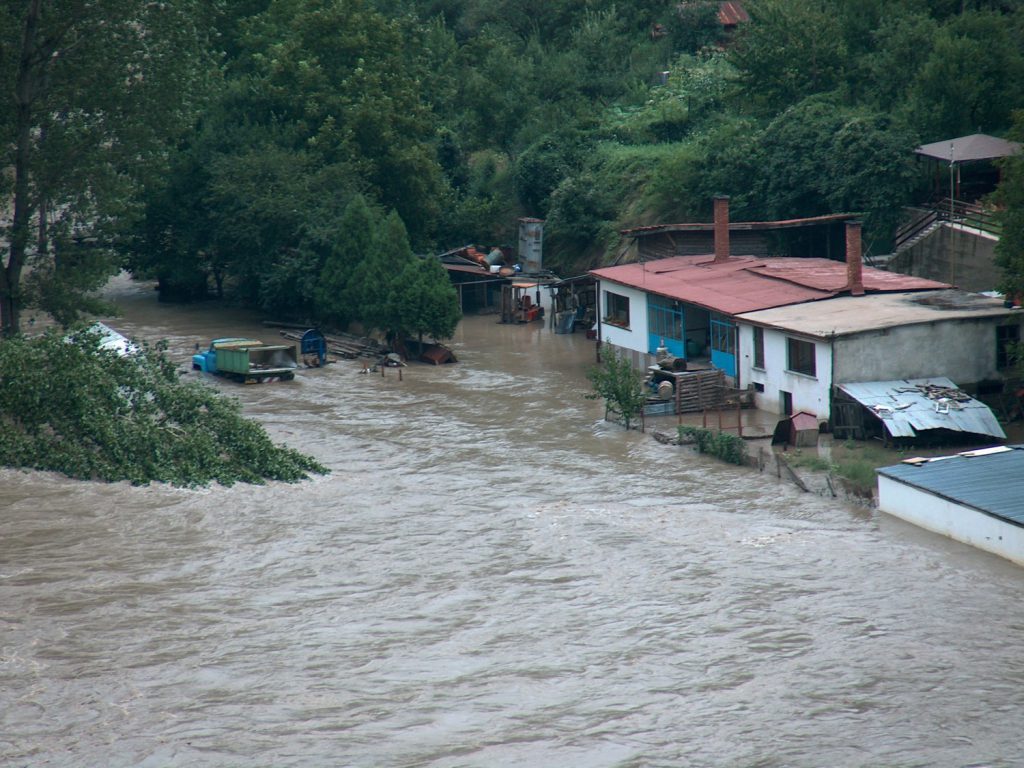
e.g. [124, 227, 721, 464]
[5, 0, 1024, 328]
[0, 328, 327, 486]
[1, 0, 218, 334]
[994, 111, 1024, 299]
[586, 348, 647, 429]
[678, 425, 747, 465]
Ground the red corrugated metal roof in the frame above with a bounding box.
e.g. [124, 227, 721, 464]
[590, 255, 949, 315]
[718, 1, 749, 26]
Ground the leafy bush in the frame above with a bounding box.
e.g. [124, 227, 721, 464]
[0, 328, 328, 486]
[586, 348, 646, 429]
[834, 457, 878, 494]
[678, 425, 747, 465]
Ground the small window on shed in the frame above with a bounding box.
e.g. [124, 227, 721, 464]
[996, 324, 1021, 369]
[786, 337, 816, 377]
[753, 326, 765, 369]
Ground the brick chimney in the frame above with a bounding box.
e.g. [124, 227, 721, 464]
[713, 195, 730, 263]
[846, 220, 864, 296]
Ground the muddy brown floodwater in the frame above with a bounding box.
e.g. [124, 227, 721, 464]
[2, 275, 1024, 768]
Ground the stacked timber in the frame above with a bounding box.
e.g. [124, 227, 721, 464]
[278, 329, 388, 360]
[675, 369, 726, 413]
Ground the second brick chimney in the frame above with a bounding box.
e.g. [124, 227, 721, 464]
[846, 220, 865, 296]
[714, 195, 730, 263]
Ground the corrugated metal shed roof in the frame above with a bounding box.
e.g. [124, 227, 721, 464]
[590, 256, 947, 315]
[838, 378, 1006, 440]
[718, 1, 750, 26]
[878, 446, 1024, 525]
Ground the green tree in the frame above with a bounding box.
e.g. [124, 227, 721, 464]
[390, 257, 461, 344]
[753, 98, 918, 246]
[905, 11, 1024, 139]
[670, 2, 723, 54]
[0, 327, 326, 486]
[315, 195, 381, 329]
[348, 211, 413, 336]
[859, 11, 938, 110]
[586, 347, 646, 430]
[993, 111, 1024, 299]
[0, 0, 216, 335]
[240, 0, 447, 245]
[728, 0, 848, 115]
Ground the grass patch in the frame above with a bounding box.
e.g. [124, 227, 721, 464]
[784, 449, 834, 472]
[786, 440, 909, 498]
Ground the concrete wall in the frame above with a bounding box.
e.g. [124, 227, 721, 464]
[878, 476, 1024, 567]
[888, 224, 1001, 293]
[832, 318, 1013, 386]
[738, 325, 833, 418]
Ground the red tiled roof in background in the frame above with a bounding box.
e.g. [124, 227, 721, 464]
[590, 255, 949, 316]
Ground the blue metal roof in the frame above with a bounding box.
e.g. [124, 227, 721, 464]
[878, 446, 1024, 525]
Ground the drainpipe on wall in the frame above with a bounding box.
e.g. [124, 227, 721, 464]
[828, 330, 837, 427]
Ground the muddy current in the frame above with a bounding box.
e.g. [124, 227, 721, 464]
[2, 276, 1023, 768]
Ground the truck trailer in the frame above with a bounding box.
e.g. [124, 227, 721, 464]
[192, 338, 298, 383]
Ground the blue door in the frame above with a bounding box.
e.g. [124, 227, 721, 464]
[647, 296, 686, 357]
[710, 314, 736, 376]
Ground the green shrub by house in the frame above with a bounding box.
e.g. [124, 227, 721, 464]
[678, 426, 747, 465]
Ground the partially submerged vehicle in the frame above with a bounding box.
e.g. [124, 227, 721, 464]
[192, 338, 298, 383]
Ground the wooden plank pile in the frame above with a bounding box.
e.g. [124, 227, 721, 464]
[278, 329, 388, 360]
[674, 369, 726, 413]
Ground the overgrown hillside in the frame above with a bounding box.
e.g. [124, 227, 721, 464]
[6, 0, 1024, 330]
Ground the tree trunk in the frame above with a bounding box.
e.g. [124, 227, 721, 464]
[3, 0, 43, 336]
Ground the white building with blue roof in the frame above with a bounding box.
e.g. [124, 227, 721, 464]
[877, 445, 1024, 567]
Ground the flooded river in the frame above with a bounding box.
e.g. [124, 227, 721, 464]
[2, 277, 1023, 767]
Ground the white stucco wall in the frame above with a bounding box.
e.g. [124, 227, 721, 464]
[878, 476, 1024, 567]
[598, 283, 649, 360]
[833, 319, 1013, 385]
[738, 324, 833, 418]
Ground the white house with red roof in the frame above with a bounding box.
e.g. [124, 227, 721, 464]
[590, 197, 1022, 423]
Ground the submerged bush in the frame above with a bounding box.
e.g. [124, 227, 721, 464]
[678, 425, 747, 465]
[0, 327, 328, 486]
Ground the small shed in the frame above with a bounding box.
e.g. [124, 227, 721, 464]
[833, 378, 1006, 444]
[878, 445, 1024, 566]
[771, 410, 820, 447]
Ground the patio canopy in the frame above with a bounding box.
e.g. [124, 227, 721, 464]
[915, 133, 1022, 164]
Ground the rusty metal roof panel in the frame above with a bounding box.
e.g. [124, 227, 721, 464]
[748, 259, 948, 292]
[591, 255, 832, 314]
[838, 378, 1006, 440]
[621, 213, 857, 237]
[718, 1, 750, 26]
[878, 446, 1024, 524]
[590, 256, 947, 315]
